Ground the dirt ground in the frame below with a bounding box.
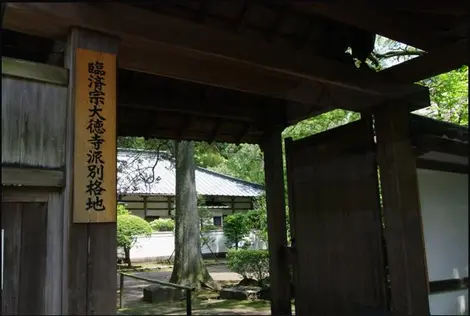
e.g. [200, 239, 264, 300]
[117, 264, 242, 306]
[117, 264, 275, 315]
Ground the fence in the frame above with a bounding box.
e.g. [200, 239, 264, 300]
[119, 231, 267, 262]
[118, 272, 194, 315]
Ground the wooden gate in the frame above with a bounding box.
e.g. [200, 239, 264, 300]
[285, 118, 388, 315]
[2, 57, 67, 314]
[1, 190, 63, 315]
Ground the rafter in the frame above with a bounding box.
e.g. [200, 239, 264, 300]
[380, 39, 468, 83]
[291, 0, 469, 15]
[290, 2, 450, 51]
[3, 2, 429, 110]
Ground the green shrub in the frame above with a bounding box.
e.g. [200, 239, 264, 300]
[117, 213, 153, 267]
[117, 204, 130, 216]
[227, 249, 270, 281]
[150, 218, 175, 232]
[223, 212, 251, 250]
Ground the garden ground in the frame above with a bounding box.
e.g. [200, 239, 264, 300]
[117, 262, 282, 315]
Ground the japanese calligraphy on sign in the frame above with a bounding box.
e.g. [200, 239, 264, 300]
[73, 48, 116, 223]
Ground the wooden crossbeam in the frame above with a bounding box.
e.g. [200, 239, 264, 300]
[2, 166, 64, 188]
[380, 39, 468, 83]
[118, 89, 260, 123]
[291, 0, 469, 15]
[3, 2, 428, 109]
[412, 134, 469, 157]
[291, 3, 437, 51]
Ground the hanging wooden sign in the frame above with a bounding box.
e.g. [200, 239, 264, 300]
[73, 48, 117, 223]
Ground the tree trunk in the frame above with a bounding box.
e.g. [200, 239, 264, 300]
[124, 247, 132, 268]
[169, 140, 220, 290]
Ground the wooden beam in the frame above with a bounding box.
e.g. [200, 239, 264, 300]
[374, 104, 430, 315]
[2, 167, 64, 187]
[416, 158, 468, 174]
[291, 1, 469, 15]
[2, 56, 68, 86]
[381, 39, 468, 83]
[118, 89, 260, 123]
[46, 41, 65, 66]
[291, 3, 436, 51]
[63, 27, 118, 315]
[3, 2, 429, 107]
[260, 127, 292, 316]
[429, 277, 468, 294]
[409, 114, 468, 143]
[1, 187, 51, 202]
[412, 134, 469, 157]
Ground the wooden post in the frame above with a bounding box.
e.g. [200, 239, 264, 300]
[261, 128, 291, 316]
[64, 28, 119, 315]
[143, 196, 148, 219]
[374, 104, 430, 315]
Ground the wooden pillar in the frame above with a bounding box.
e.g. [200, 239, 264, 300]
[63, 28, 119, 315]
[143, 196, 148, 219]
[374, 104, 429, 315]
[167, 196, 172, 217]
[261, 128, 291, 316]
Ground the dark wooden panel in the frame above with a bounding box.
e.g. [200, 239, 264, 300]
[2, 187, 50, 203]
[66, 224, 88, 315]
[2, 56, 69, 86]
[261, 128, 291, 315]
[87, 224, 117, 314]
[18, 202, 48, 315]
[1, 203, 23, 315]
[374, 104, 430, 315]
[45, 192, 64, 314]
[1, 76, 67, 168]
[286, 119, 387, 315]
[416, 159, 468, 174]
[2, 167, 65, 187]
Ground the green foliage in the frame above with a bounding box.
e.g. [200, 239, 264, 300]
[211, 143, 265, 185]
[246, 196, 268, 243]
[418, 66, 468, 126]
[117, 214, 153, 250]
[227, 249, 270, 281]
[150, 218, 175, 232]
[117, 204, 130, 216]
[223, 212, 252, 250]
[283, 109, 360, 140]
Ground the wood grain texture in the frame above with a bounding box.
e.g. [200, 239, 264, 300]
[2, 187, 51, 203]
[2, 56, 69, 86]
[1, 76, 67, 168]
[2, 3, 430, 107]
[2, 167, 64, 187]
[1, 203, 23, 315]
[286, 119, 387, 315]
[261, 129, 292, 316]
[64, 27, 119, 315]
[44, 192, 64, 314]
[72, 48, 117, 223]
[87, 223, 117, 314]
[374, 104, 430, 315]
[18, 202, 48, 315]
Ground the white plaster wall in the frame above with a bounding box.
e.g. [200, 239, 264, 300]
[417, 169, 469, 315]
[118, 231, 267, 262]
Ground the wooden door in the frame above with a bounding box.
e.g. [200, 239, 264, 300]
[285, 119, 389, 315]
[1, 201, 48, 315]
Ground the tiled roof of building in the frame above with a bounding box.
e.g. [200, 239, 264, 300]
[117, 148, 264, 197]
